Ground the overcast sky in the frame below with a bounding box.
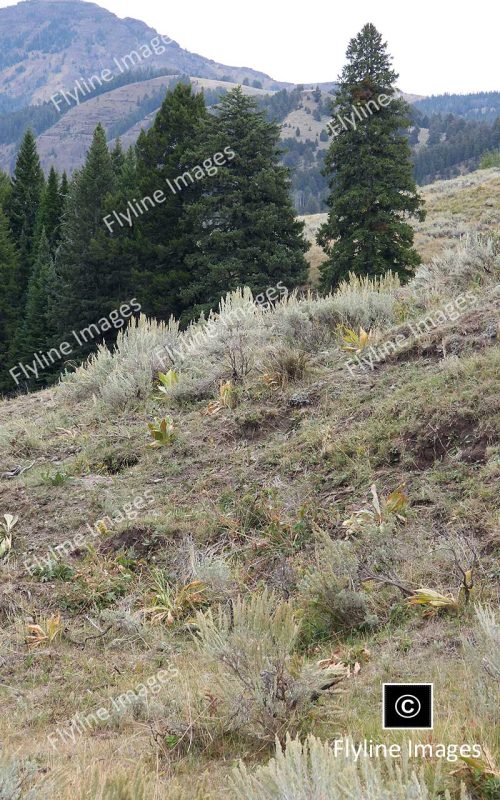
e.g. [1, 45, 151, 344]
[4, 0, 500, 95]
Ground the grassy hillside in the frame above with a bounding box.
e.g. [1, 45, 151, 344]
[0, 197, 499, 795]
[303, 167, 500, 284]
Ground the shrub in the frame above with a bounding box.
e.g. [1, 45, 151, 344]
[0, 755, 38, 800]
[61, 315, 177, 410]
[230, 734, 461, 800]
[194, 590, 346, 742]
[410, 233, 499, 295]
[299, 534, 377, 643]
[261, 345, 308, 389]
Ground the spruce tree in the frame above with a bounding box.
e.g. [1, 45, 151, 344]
[18, 229, 59, 387]
[0, 169, 11, 210]
[59, 171, 69, 204]
[182, 87, 309, 318]
[317, 24, 425, 288]
[56, 124, 116, 352]
[0, 211, 19, 393]
[7, 130, 44, 301]
[36, 167, 63, 255]
[132, 82, 207, 320]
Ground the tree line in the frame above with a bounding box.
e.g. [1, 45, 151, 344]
[0, 86, 309, 392]
[0, 24, 425, 395]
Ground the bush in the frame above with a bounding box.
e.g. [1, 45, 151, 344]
[410, 233, 500, 295]
[0, 756, 38, 800]
[299, 534, 377, 643]
[194, 590, 346, 742]
[231, 734, 459, 800]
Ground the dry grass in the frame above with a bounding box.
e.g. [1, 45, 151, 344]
[0, 206, 499, 797]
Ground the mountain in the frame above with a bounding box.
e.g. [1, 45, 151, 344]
[0, 0, 282, 111]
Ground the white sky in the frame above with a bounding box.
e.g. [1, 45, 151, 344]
[3, 0, 500, 95]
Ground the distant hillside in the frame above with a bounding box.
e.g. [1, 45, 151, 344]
[414, 91, 500, 122]
[0, 0, 282, 111]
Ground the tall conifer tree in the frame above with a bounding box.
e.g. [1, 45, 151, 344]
[317, 24, 425, 288]
[0, 211, 19, 392]
[182, 87, 309, 318]
[132, 82, 207, 320]
[18, 229, 59, 387]
[7, 130, 44, 301]
[56, 124, 116, 350]
[36, 167, 63, 255]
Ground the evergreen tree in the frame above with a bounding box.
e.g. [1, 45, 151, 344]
[0, 169, 11, 210]
[18, 229, 59, 387]
[317, 24, 425, 288]
[56, 124, 117, 352]
[36, 167, 63, 255]
[0, 210, 19, 392]
[182, 87, 309, 318]
[132, 82, 207, 320]
[59, 171, 69, 203]
[110, 138, 125, 177]
[7, 130, 44, 301]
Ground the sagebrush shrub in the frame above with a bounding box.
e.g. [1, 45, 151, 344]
[299, 534, 377, 643]
[0, 756, 38, 800]
[230, 734, 464, 800]
[194, 590, 346, 742]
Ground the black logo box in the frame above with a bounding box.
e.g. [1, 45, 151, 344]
[383, 683, 433, 730]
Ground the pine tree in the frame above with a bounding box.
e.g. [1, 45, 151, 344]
[56, 124, 117, 352]
[132, 82, 207, 320]
[182, 87, 309, 318]
[317, 24, 425, 288]
[7, 130, 44, 302]
[0, 210, 19, 393]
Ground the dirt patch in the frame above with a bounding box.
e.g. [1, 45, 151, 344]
[407, 414, 496, 469]
[99, 526, 162, 558]
[235, 407, 296, 441]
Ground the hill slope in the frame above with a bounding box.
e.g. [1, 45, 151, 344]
[0, 190, 499, 795]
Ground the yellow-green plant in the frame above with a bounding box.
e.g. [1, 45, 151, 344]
[407, 589, 459, 616]
[206, 380, 236, 415]
[147, 416, 175, 447]
[142, 569, 207, 625]
[156, 369, 179, 396]
[342, 484, 408, 535]
[26, 613, 62, 649]
[338, 325, 372, 354]
[0, 514, 18, 560]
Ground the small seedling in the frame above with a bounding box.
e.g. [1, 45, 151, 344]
[339, 325, 372, 354]
[206, 380, 236, 415]
[0, 514, 18, 560]
[41, 470, 70, 486]
[342, 484, 408, 535]
[142, 569, 207, 625]
[147, 416, 175, 447]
